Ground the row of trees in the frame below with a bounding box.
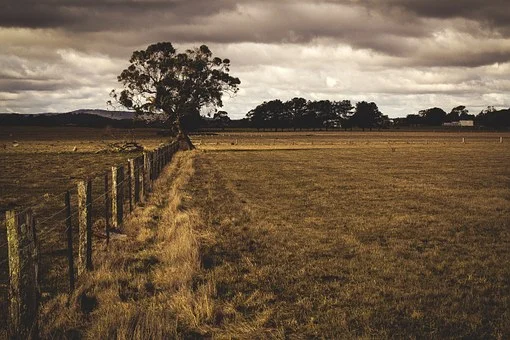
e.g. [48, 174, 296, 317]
[244, 99, 510, 130]
[246, 98, 389, 131]
[399, 106, 510, 128]
[401, 106, 474, 126]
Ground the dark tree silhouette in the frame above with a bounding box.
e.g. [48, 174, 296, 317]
[110, 42, 240, 147]
[352, 101, 383, 131]
[266, 99, 288, 131]
[286, 97, 308, 130]
[476, 107, 510, 128]
[419, 107, 447, 126]
[213, 110, 230, 130]
[334, 100, 354, 129]
[247, 102, 269, 131]
[445, 105, 470, 122]
[309, 100, 335, 129]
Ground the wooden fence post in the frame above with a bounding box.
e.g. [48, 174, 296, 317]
[127, 160, 133, 213]
[157, 148, 161, 178]
[144, 152, 151, 194]
[104, 173, 110, 245]
[77, 180, 92, 275]
[65, 191, 75, 292]
[112, 166, 124, 228]
[134, 158, 140, 203]
[153, 149, 159, 179]
[158, 147, 163, 178]
[6, 209, 39, 339]
[128, 159, 135, 210]
[138, 156, 145, 203]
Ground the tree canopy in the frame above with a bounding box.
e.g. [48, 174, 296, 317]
[110, 42, 240, 137]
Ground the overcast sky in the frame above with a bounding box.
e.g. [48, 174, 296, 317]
[1, 0, 510, 118]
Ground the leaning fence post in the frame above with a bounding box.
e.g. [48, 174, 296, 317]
[65, 191, 75, 292]
[6, 209, 39, 339]
[112, 166, 124, 228]
[77, 180, 92, 275]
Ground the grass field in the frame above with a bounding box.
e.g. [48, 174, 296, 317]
[2, 128, 510, 338]
[184, 132, 510, 338]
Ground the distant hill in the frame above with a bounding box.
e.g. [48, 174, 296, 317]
[0, 109, 158, 128]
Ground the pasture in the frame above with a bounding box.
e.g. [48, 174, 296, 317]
[1, 128, 510, 338]
[185, 131, 510, 337]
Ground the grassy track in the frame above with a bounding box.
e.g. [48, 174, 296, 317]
[187, 141, 510, 338]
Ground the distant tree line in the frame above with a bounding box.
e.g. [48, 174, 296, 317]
[238, 99, 510, 130]
[244, 98, 389, 131]
[394, 105, 510, 128]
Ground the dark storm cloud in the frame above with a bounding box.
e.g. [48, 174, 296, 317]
[0, 79, 63, 93]
[0, 0, 238, 30]
[365, 0, 510, 27]
[4, 0, 510, 67]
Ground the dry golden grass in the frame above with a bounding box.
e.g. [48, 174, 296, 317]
[6, 130, 510, 338]
[183, 134, 510, 338]
[38, 150, 218, 339]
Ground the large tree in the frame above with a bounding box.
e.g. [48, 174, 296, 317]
[110, 42, 240, 147]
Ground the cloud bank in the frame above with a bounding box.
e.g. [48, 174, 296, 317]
[1, 0, 510, 117]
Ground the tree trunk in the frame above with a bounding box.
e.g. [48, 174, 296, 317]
[175, 118, 195, 150]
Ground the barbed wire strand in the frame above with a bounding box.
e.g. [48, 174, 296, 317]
[0, 144, 178, 270]
[37, 209, 79, 242]
[0, 144, 176, 217]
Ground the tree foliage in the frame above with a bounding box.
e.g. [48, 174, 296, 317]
[418, 107, 447, 126]
[352, 101, 383, 131]
[110, 42, 240, 134]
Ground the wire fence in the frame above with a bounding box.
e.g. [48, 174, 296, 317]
[0, 140, 180, 336]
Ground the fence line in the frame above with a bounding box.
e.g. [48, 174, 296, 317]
[0, 140, 181, 338]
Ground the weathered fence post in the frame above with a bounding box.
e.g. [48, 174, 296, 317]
[156, 148, 161, 178]
[65, 191, 75, 292]
[158, 147, 164, 178]
[112, 166, 124, 228]
[6, 209, 39, 339]
[137, 156, 145, 203]
[154, 149, 159, 179]
[127, 160, 133, 213]
[77, 180, 92, 275]
[104, 173, 110, 245]
[143, 152, 151, 194]
[128, 159, 136, 209]
[134, 158, 140, 203]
